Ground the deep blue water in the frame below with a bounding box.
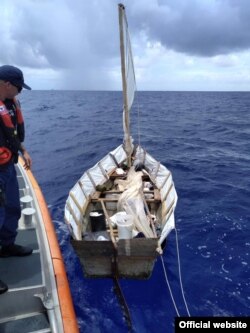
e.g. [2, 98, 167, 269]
[19, 91, 249, 332]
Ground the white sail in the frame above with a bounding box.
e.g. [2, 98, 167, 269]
[119, 4, 136, 165]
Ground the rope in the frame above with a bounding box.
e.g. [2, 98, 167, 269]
[135, 91, 141, 148]
[160, 228, 191, 317]
[174, 228, 191, 317]
[160, 255, 180, 317]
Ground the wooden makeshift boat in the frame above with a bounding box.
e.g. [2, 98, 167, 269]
[64, 4, 178, 279]
[0, 157, 79, 333]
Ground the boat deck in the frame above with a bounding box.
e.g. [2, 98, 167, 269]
[0, 231, 51, 332]
[0, 166, 59, 333]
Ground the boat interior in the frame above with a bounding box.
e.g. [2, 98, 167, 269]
[85, 167, 162, 236]
[71, 166, 163, 279]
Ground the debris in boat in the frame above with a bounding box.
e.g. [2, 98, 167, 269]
[110, 211, 134, 239]
[116, 167, 126, 175]
[96, 179, 113, 192]
[83, 231, 111, 241]
[89, 210, 106, 232]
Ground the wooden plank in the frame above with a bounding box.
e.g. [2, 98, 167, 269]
[162, 183, 173, 202]
[117, 257, 156, 279]
[117, 238, 158, 256]
[154, 189, 161, 201]
[91, 191, 101, 200]
[98, 162, 109, 180]
[66, 202, 81, 225]
[78, 180, 88, 199]
[69, 192, 84, 214]
[109, 153, 119, 167]
[86, 171, 96, 187]
[71, 238, 158, 279]
[162, 199, 175, 218]
[159, 172, 171, 189]
[71, 239, 114, 257]
[79, 257, 113, 277]
[103, 190, 154, 194]
[91, 198, 119, 202]
[100, 200, 117, 248]
[91, 197, 158, 203]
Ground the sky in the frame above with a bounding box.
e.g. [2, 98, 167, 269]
[1, 0, 250, 91]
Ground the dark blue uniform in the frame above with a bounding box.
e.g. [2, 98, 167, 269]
[0, 99, 24, 246]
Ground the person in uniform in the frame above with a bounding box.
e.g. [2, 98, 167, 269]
[0, 65, 32, 294]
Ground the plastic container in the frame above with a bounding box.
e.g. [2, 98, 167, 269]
[116, 214, 134, 239]
[89, 211, 106, 232]
[83, 231, 110, 241]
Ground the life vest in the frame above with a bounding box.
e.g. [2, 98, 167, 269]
[0, 146, 12, 165]
[0, 98, 24, 165]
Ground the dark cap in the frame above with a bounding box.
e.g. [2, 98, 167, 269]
[0, 65, 31, 90]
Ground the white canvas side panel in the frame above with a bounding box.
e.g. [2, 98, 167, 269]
[69, 214, 81, 240]
[142, 148, 178, 212]
[79, 173, 95, 196]
[88, 163, 107, 187]
[161, 176, 175, 201]
[111, 144, 127, 163]
[143, 152, 159, 176]
[65, 197, 82, 240]
[71, 182, 86, 208]
[66, 196, 82, 223]
[140, 146, 178, 243]
[99, 154, 117, 174]
[159, 212, 175, 245]
[76, 145, 127, 198]
[161, 182, 178, 221]
[64, 145, 127, 240]
[154, 164, 171, 189]
[65, 207, 71, 224]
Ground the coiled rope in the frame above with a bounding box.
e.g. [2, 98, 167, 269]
[160, 228, 191, 317]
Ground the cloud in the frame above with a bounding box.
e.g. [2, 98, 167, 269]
[127, 0, 250, 57]
[1, 0, 250, 90]
[0, 0, 120, 89]
[1, 0, 117, 67]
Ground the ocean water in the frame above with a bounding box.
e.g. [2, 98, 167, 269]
[19, 91, 249, 332]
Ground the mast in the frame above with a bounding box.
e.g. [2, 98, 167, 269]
[118, 3, 132, 167]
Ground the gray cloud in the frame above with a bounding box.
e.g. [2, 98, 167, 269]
[128, 0, 250, 57]
[2, 0, 250, 69]
[1, 0, 118, 68]
[1, 0, 250, 89]
[0, 0, 121, 88]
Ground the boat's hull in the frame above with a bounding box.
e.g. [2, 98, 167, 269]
[72, 237, 158, 279]
[65, 145, 177, 280]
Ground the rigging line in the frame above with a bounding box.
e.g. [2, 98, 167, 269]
[129, 50, 142, 147]
[174, 228, 191, 317]
[113, 275, 133, 333]
[135, 89, 141, 148]
[160, 255, 180, 317]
